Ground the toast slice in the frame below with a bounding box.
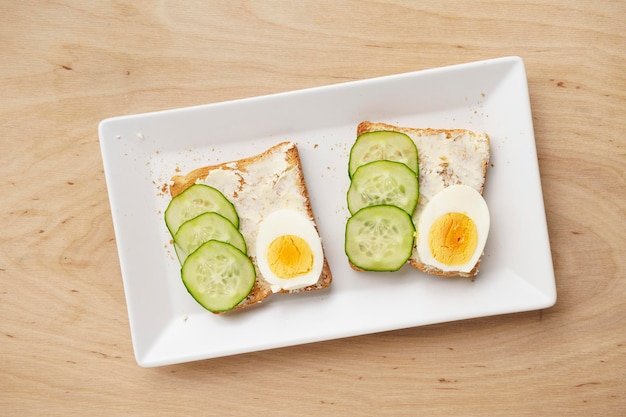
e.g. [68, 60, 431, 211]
[356, 121, 490, 277]
[169, 142, 332, 310]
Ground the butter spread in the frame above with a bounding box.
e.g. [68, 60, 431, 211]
[197, 142, 308, 257]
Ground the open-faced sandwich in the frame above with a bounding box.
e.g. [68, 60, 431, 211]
[345, 121, 491, 277]
[165, 142, 332, 313]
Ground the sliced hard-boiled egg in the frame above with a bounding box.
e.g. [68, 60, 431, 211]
[416, 184, 490, 273]
[256, 209, 324, 292]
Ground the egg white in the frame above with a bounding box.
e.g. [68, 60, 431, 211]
[256, 209, 324, 292]
[416, 184, 490, 273]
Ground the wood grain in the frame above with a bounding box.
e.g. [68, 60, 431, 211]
[1, 1, 624, 415]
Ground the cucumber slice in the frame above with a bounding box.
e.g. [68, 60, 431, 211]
[347, 160, 419, 215]
[174, 212, 247, 264]
[165, 184, 239, 236]
[181, 240, 255, 313]
[345, 205, 415, 272]
[348, 130, 418, 178]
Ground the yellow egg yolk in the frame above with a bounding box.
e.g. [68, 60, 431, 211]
[267, 235, 314, 279]
[428, 212, 478, 266]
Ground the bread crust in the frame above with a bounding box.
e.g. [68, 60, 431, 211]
[353, 121, 490, 278]
[169, 142, 332, 311]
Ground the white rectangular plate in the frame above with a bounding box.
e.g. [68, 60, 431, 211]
[99, 56, 556, 367]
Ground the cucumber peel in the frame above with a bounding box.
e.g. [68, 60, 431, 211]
[348, 130, 418, 178]
[181, 240, 255, 313]
[345, 205, 415, 272]
[347, 160, 419, 215]
[165, 184, 239, 236]
[174, 211, 247, 264]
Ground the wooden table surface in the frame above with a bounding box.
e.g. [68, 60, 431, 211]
[2, 1, 624, 415]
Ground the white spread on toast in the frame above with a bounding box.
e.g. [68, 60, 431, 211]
[197, 142, 308, 259]
[410, 130, 488, 220]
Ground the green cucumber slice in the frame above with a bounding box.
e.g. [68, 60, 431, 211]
[174, 212, 247, 264]
[345, 205, 415, 272]
[348, 130, 418, 178]
[347, 160, 419, 215]
[181, 240, 255, 313]
[165, 184, 239, 236]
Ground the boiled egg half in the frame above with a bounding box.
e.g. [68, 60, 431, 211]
[416, 184, 490, 273]
[256, 209, 324, 292]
